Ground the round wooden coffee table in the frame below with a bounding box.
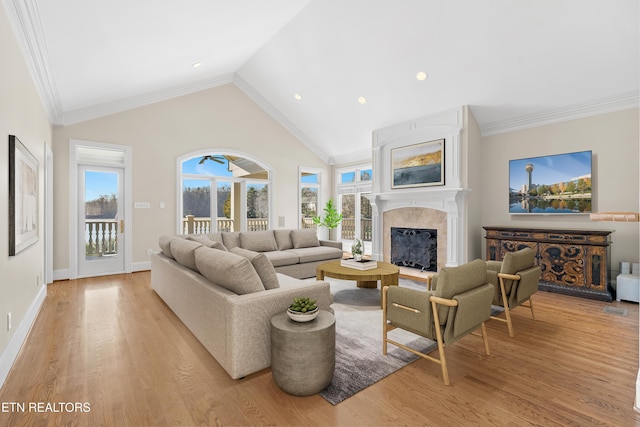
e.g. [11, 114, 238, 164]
[316, 260, 400, 308]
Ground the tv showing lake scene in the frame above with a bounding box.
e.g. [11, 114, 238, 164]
[509, 150, 592, 214]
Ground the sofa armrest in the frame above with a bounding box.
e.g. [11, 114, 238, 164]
[223, 277, 332, 379]
[319, 239, 342, 250]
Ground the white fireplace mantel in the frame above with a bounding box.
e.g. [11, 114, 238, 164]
[368, 106, 471, 268]
[367, 188, 470, 267]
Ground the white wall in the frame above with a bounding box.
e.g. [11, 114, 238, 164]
[52, 84, 330, 277]
[480, 108, 640, 277]
[0, 5, 52, 387]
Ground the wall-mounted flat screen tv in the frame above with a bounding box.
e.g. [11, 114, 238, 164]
[509, 150, 592, 214]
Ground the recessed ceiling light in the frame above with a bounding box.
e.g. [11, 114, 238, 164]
[192, 62, 203, 68]
[416, 71, 428, 81]
[294, 93, 303, 101]
[357, 96, 367, 104]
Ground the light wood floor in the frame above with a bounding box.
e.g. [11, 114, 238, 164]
[1, 272, 639, 426]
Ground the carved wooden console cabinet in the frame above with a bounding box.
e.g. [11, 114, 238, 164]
[484, 226, 613, 301]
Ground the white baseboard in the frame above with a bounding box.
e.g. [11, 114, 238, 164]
[53, 263, 150, 281]
[132, 261, 150, 272]
[53, 268, 70, 281]
[0, 285, 47, 390]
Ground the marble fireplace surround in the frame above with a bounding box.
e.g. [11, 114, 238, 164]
[385, 208, 446, 272]
[371, 189, 469, 269]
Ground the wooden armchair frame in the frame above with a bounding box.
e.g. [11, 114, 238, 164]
[491, 272, 536, 338]
[382, 286, 490, 386]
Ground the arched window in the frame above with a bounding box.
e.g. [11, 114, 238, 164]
[177, 151, 272, 234]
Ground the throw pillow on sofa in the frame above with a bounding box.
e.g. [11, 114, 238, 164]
[290, 229, 320, 249]
[274, 229, 294, 251]
[239, 230, 278, 252]
[194, 247, 265, 295]
[230, 247, 280, 290]
[186, 235, 228, 251]
[170, 239, 204, 271]
[158, 235, 177, 259]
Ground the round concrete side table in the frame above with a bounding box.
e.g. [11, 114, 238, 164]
[270, 310, 335, 396]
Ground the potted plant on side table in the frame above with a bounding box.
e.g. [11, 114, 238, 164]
[287, 297, 319, 322]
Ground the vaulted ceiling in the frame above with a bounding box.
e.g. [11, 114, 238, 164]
[5, 0, 639, 163]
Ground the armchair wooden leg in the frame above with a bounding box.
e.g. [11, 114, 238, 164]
[528, 296, 535, 320]
[382, 286, 388, 355]
[499, 278, 515, 338]
[431, 299, 450, 386]
[481, 322, 490, 355]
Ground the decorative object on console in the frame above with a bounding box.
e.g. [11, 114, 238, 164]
[8, 135, 39, 256]
[484, 226, 612, 301]
[508, 150, 592, 214]
[590, 211, 639, 222]
[391, 138, 444, 189]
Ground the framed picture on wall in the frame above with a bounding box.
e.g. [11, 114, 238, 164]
[391, 138, 444, 189]
[9, 135, 39, 256]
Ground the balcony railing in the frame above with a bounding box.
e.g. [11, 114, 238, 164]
[182, 215, 269, 234]
[341, 218, 372, 241]
[85, 219, 118, 257]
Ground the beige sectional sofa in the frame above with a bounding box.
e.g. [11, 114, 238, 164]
[151, 229, 342, 379]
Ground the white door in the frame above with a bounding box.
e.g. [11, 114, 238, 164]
[78, 165, 125, 277]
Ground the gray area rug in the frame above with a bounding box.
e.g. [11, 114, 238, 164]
[318, 278, 438, 405]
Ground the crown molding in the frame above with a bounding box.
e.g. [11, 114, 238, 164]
[479, 91, 640, 136]
[232, 73, 331, 163]
[56, 74, 234, 126]
[329, 148, 372, 166]
[3, 0, 62, 121]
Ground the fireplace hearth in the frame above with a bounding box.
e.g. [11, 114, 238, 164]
[390, 227, 437, 272]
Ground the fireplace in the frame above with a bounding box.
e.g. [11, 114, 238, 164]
[391, 227, 437, 272]
[368, 106, 474, 268]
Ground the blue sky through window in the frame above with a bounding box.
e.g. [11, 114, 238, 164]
[182, 156, 233, 177]
[85, 171, 117, 201]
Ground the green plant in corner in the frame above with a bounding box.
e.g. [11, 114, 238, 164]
[312, 199, 343, 229]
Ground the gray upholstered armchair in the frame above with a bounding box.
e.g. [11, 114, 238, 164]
[486, 247, 541, 337]
[382, 259, 494, 385]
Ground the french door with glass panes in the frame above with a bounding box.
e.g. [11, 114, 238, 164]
[78, 165, 125, 277]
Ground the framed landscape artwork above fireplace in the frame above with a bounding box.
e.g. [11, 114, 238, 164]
[391, 138, 444, 189]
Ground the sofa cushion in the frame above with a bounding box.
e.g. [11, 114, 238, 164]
[274, 229, 294, 251]
[290, 229, 320, 249]
[170, 238, 204, 271]
[287, 246, 343, 263]
[186, 235, 227, 251]
[231, 247, 279, 290]
[222, 232, 241, 250]
[239, 230, 278, 252]
[158, 235, 178, 259]
[205, 233, 224, 244]
[262, 251, 300, 267]
[194, 247, 265, 295]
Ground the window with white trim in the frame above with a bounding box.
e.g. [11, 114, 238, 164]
[299, 167, 321, 229]
[179, 152, 271, 234]
[337, 165, 373, 246]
